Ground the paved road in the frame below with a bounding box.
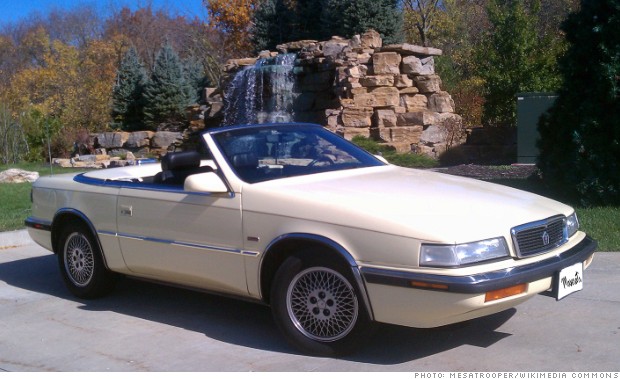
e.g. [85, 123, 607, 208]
[0, 237, 618, 372]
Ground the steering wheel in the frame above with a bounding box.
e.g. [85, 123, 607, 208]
[308, 155, 335, 167]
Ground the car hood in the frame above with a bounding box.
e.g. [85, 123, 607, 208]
[242, 165, 574, 243]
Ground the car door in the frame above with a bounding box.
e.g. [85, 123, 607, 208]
[116, 186, 247, 296]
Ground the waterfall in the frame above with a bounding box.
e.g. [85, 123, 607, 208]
[222, 53, 298, 126]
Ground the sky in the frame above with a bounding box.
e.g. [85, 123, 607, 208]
[0, 0, 208, 27]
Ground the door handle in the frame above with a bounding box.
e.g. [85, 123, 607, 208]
[120, 205, 133, 216]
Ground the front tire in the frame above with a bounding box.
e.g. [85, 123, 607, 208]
[58, 223, 115, 299]
[271, 253, 369, 356]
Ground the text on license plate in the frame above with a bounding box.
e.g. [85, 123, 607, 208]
[555, 262, 584, 300]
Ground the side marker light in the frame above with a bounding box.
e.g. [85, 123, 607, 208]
[485, 283, 527, 302]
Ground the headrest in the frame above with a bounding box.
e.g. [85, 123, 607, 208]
[161, 151, 201, 171]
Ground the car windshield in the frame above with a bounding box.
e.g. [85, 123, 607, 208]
[210, 124, 385, 183]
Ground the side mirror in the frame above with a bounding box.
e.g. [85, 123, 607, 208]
[184, 172, 228, 193]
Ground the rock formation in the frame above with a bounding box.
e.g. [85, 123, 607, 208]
[198, 30, 465, 158]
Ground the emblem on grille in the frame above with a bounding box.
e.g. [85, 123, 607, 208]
[542, 231, 550, 246]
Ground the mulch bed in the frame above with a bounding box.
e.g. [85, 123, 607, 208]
[430, 164, 540, 181]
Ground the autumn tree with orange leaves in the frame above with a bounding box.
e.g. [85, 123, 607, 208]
[204, 0, 258, 56]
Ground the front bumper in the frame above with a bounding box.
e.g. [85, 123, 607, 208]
[360, 236, 597, 328]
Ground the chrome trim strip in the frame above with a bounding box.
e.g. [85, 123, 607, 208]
[115, 231, 242, 254]
[362, 236, 597, 294]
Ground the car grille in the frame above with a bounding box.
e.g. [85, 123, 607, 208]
[511, 215, 567, 258]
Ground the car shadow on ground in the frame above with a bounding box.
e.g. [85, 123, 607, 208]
[0, 254, 515, 365]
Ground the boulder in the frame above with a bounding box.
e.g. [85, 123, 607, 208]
[421, 124, 445, 145]
[395, 74, 413, 88]
[374, 109, 398, 127]
[380, 43, 442, 57]
[97, 132, 129, 149]
[277, 40, 318, 52]
[360, 29, 382, 49]
[323, 39, 349, 58]
[372, 52, 402, 75]
[342, 106, 374, 128]
[372, 126, 422, 143]
[335, 126, 371, 140]
[391, 126, 423, 144]
[428, 91, 455, 113]
[152, 131, 182, 149]
[354, 87, 400, 108]
[125, 131, 154, 148]
[415, 75, 442, 93]
[0, 169, 39, 183]
[402, 56, 423, 75]
[402, 56, 435, 76]
[402, 94, 429, 111]
[397, 111, 440, 126]
[360, 75, 395, 87]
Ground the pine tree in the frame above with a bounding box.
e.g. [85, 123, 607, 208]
[251, 0, 403, 52]
[183, 57, 208, 104]
[323, 0, 403, 43]
[111, 46, 147, 131]
[537, 0, 620, 205]
[251, 0, 295, 52]
[143, 42, 192, 129]
[292, 0, 324, 41]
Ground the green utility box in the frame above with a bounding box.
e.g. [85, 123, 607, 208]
[516, 93, 557, 164]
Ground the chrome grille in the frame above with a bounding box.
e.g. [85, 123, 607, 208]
[511, 215, 567, 258]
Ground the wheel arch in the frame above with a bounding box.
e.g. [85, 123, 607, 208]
[259, 233, 374, 320]
[51, 209, 104, 263]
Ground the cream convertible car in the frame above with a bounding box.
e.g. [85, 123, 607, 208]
[26, 123, 596, 356]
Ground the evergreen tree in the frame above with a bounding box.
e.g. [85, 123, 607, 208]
[322, 0, 403, 43]
[143, 42, 192, 129]
[251, 0, 403, 51]
[293, 0, 325, 41]
[537, 0, 620, 205]
[251, 0, 295, 52]
[111, 46, 147, 131]
[321, 0, 348, 39]
[183, 57, 209, 104]
[478, 0, 561, 129]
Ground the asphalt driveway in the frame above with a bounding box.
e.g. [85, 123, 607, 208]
[0, 233, 618, 371]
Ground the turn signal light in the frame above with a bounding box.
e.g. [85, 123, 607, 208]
[485, 283, 527, 302]
[410, 281, 449, 290]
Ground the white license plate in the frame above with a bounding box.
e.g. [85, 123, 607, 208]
[555, 262, 584, 300]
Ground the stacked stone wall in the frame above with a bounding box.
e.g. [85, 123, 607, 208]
[212, 30, 465, 158]
[53, 130, 183, 168]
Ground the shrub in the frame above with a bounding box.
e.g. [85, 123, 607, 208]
[537, 0, 620, 205]
[351, 135, 437, 168]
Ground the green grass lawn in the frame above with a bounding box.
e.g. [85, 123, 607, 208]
[1, 162, 618, 251]
[0, 181, 32, 231]
[573, 206, 620, 252]
[0, 163, 88, 231]
[489, 178, 620, 251]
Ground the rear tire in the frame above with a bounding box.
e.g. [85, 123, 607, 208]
[58, 223, 115, 299]
[271, 252, 369, 356]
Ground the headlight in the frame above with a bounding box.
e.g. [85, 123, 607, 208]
[566, 212, 579, 238]
[420, 237, 510, 267]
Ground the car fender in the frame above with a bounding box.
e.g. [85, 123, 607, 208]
[51, 208, 112, 270]
[259, 232, 375, 320]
